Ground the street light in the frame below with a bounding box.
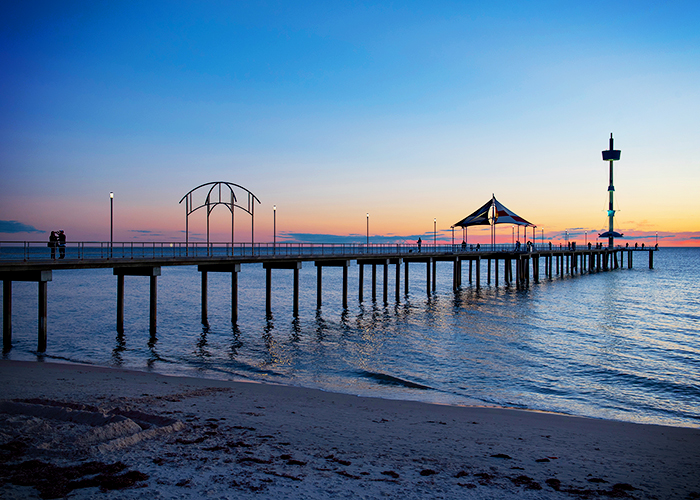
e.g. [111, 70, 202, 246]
[273, 205, 276, 252]
[366, 213, 369, 246]
[434, 218, 437, 247]
[656, 232, 658, 246]
[110, 192, 114, 256]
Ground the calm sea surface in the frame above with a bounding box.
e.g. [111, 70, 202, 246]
[2, 247, 699, 428]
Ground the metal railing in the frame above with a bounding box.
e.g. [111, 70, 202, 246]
[0, 240, 641, 263]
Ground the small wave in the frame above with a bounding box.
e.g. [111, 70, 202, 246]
[357, 370, 433, 390]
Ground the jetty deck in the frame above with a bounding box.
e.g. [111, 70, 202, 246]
[1, 241, 658, 352]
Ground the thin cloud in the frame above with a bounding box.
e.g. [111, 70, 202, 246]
[280, 232, 432, 244]
[0, 220, 45, 234]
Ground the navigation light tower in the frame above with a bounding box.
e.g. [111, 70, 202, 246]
[602, 133, 621, 248]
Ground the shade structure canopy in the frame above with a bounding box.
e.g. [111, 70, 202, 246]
[598, 230, 624, 238]
[453, 196, 534, 228]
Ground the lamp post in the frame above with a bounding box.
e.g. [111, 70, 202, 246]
[110, 192, 114, 256]
[434, 218, 437, 248]
[512, 225, 514, 245]
[366, 213, 369, 246]
[273, 205, 276, 253]
[656, 232, 658, 246]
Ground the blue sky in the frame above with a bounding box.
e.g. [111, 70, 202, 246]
[1, 1, 699, 244]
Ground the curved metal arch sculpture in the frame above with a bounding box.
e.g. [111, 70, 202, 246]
[179, 181, 261, 250]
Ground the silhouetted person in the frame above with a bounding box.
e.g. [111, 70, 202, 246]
[417, 237, 422, 252]
[635, 242, 638, 249]
[49, 231, 58, 259]
[58, 230, 66, 259]
[549, 241, 552, 250]
[641, 243, 645, 249]
[476, 243, 480, 251]
[461, 240, 466, 250]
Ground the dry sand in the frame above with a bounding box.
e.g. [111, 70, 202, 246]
[1, 360, 698, 499]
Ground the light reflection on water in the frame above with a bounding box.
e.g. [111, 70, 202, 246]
[2, 248, 699, 428]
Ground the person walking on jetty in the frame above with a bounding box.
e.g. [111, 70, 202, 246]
[417, 237, 422, 252]
[48, 231, 58, 259]
[58, 230, 66, 259]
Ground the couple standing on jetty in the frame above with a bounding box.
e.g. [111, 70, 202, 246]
[49, 230, 66, 259]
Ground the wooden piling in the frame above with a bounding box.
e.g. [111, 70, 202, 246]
[3, 280, 11, 351]
[263, 261, 301, 315]
[38, 280, 47, 352]
[432, 259, 436, 292]
[649, 250, 654, 269]
[395, 259, 401, 302]
[475, 256, 481, 288]
[372, 264, 377, 301]
[359, 263, 364, 302]
[198, 264, 241, 323]
[293, 266, 299, 316]
[453, 258, 459, 290]
[383, 262, 388, 304]
[343, 265, 348, 308]
[114, 267, 160, 334]
[266, 267, 273, 315]
[426, 259, 431, 296]
[232, 270, 239, 322]
[117, 274, 124, 333]
[201, 271, 208, 325]
[404, 261, 409, 296]
[149, 275, 157, 333]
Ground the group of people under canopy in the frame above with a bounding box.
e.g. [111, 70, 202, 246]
[453, 195, 537, 243]
[453, 195, 623, 245]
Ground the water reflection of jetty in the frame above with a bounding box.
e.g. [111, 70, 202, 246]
[1, 243, 657, 353]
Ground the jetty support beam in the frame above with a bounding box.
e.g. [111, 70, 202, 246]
[263, 261, 302, 316]
[1, 270, 52, 352]
[114, 267, 161, 334]
[198, 264, 242, 323]
[359, 258, 389, 303]
[315, 260, 351, 308]
[392, 258, 402, 302]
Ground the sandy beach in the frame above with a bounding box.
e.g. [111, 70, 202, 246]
[0, 360, 698, 499]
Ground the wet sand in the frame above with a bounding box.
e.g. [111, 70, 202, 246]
[1, 360, 698, 499]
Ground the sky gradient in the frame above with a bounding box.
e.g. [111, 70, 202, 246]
[1, 1, 699, 246]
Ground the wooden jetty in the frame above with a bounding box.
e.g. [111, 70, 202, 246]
[0, 242, 658, 352]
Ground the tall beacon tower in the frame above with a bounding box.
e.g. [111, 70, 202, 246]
[602, 133, 621, 248]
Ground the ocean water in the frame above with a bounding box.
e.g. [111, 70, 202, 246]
[2, 247, 699, 428]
